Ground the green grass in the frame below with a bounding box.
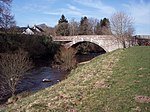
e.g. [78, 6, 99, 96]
[1, 46, 150, 112]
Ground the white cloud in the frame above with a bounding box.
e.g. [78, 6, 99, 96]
[74, 0, 116, 15]
[123, 0, 150, 25]
[44, 4, 83, 17]
[67, 4, 77, 10]
[44, 12, 60, 16]
[122, 0, 150, 34]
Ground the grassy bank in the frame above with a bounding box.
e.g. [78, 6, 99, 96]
[1, 46, 150, 112]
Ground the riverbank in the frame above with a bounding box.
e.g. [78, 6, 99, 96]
[1, 46, 150, 112]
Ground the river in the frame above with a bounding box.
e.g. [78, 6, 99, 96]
[0, 53, 103, 104]
[17, 67, 68, 93]
[17, 53, 102, 92]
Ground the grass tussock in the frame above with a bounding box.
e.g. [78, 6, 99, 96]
[1, 46, 150, 112]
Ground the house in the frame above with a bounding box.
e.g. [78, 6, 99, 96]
[22, 25, 44, 35]
[0, 24, 55, 36]
[22, 27, 34, 35]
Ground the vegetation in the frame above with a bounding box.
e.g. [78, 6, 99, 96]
[110, 11, 135, 48]
[0, 0, 16, 30]
[0, 49, 33, 97]
[95, 18, 112, 35]
[1, 46, 149, 111]
[0, 33, 60, 65]
[53, 47, 77, 71]
[68, 18, 79, 36]
[55, 15, 112, 36]
[55, 15, 70, 36]
[78, 16, 93, 35]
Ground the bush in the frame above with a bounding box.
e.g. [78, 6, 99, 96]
[54, 47, 77, 71]
[0, 49, 33, 96]
[0, 33, 53, 57]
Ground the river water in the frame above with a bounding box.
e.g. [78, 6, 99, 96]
[0, 53, 103, 104]
[17, 67, 67, 93]
[17, 53, 102, 92]
[17, 53, 103, 92]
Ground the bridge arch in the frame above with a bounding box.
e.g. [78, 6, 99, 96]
[64, 40, 108, 52]
[54, 35, 124, 52]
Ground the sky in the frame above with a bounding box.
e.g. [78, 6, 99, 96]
[12, 0, 150, 35]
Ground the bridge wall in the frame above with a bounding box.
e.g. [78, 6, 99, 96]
[54, 35, 124, 52]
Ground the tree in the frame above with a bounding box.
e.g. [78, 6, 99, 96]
[110, 12, 135, 48]
[88, 18, 99, 35]
[69, 18, 79, 36]
[95, 22, 101, 35]
[100, 18, 111, 35]
[95, 18, 111, 35]
[55, 22, 70, 36]
[55, 15, 70, 36]
[78, 16, 93, 35]
[0, 49, 33, 96]
[1, 9, 15, 29]
[0, 0, 16, 30]
[58, 14, 68, 24]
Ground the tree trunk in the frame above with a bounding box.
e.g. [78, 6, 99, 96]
[122, 41, 126, 48]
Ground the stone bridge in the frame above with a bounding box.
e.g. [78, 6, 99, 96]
[53, 35, 124, 52]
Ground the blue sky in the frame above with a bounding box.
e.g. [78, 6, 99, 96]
[12, 0, 150, 35]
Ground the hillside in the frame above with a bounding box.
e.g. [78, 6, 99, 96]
[1, 46, 150, 112]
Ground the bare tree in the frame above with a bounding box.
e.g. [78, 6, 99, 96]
[110, 12, 135, 48]
[0, 9, 16, 28]
[0, 49, 33, 96]
[88, 18, 99, 35]
[53, 47, 77, 71]
[69, 18, 79, 36]
[0, 0, 15, 30]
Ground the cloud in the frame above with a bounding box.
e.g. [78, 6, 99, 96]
[44, 4, 83, 17]
[122, 0, 150, 34]
[43, 12, 60, 16]
[67, 4, 78, 10]
[123, 0, 150, 25]
[74, 0, 116, 15]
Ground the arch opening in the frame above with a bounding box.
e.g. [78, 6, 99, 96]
[71, 41, 106, 54]
[70, 41, 106, 63]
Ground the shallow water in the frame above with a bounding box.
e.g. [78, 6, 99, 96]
[0, 53, 102, 104]
[17, 67, 67, 92]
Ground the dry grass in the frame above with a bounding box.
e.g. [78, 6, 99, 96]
[1, 46, 150, 112]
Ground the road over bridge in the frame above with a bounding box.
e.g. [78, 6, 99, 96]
[53, 35, 125, 52]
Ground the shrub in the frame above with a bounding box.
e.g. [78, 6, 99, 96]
[0, 49, 33, 96]
[54, 47, 77, 71]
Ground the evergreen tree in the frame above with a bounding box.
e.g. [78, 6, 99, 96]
[95, 18, 111, 35]
[55, 15, 70, 36]
[58, 14, 68, 24]
[79, 16, 93, 35]
[55, 23, 69, 36]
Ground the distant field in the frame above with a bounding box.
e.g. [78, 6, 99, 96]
[1, 46, 150, 112]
